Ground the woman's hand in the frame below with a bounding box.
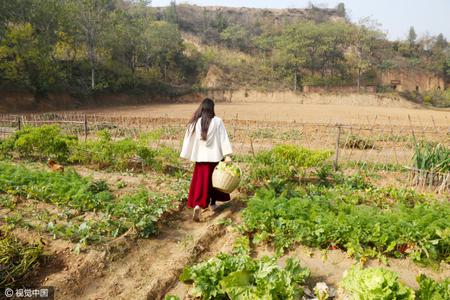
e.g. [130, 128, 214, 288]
[224, 156, 232, 164]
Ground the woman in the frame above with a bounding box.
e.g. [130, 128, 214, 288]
[180, 98, 233, 222]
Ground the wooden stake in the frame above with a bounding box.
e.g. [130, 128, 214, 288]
[334, 125, 342, 171]
[83, 114, 88, 142]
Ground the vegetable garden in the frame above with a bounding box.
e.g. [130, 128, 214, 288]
[0, 117, 448, 299]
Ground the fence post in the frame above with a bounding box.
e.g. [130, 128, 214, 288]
[250, 137, 255, 157]
[17, 115, 22, 130]
[83, 114, 88, 142]
[333, 125, 342, 171]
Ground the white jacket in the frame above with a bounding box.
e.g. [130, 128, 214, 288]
[180, 116, 233, 162]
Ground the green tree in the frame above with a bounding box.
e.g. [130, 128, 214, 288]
[428, 33, 449, 81]
[435, 33, 448, 49]
[0, 0, 24, 38]
[0, 23, 61, 93]
[408, 26, 417, 46]
[273, 21, 354, 90]
[345, 24, 385, 91]
[70, 0, 114, 90]
[447, 56, 450, 79]
[142, 21, 184, 82]
[164, 0, 178, 24]
[106, 6, 152, 76]
[220, 25, 249, 51]
[336, 3, 346, 18]
[274, 23, 311, 91]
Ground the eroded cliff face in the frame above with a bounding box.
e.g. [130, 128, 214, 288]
[381, 69, 446, 92]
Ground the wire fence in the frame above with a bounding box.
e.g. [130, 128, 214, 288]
[1, 112, 449, 191]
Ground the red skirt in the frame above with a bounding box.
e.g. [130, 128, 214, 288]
[187, 162, 231, 209]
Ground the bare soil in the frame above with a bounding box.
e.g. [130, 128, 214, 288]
[256, 245, 450, 291]
[2, 96, 449, 299]
[73, 100, 450, 127]
[2, 167, 244, 300]
[62, 199, 244, 300]
[3, 164, 448, 300]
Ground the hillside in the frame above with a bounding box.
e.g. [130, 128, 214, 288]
[154, 4, 346, 38]
[0, 1, 449, 109]
[154, 4, 449, 106]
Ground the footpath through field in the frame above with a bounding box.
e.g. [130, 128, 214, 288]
[59, 201, 243, 299]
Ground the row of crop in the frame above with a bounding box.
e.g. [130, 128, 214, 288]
[167, 236, 449, 300]
[238, 144, 435, 200]
[412, 142, 450, 173]
[2, 125, 447, 175]
[0, 125, 183, 173]
[242, 187, 449, 264]
[167, 145, 449, 299]
[244, 142, 449, 187]
[0, 162, 189, 245]
[238, 144, 333, 193]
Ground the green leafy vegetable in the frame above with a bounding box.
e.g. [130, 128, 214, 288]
[241, 187, 449, 263]
[217, 161, 241, 177]
[340, 267, 415, 300]
[179, 237, 310, 299]
[416, 274, 450, 300]
[0, 161, 189, 244]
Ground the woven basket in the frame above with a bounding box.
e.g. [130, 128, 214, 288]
[212, 163, 241, 194]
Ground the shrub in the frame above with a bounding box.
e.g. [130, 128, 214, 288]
[249, 129, 276, 139]
[1, 125, 77, 162]
[422, 89, 450, 107]
[1, 125, 184, 173]
[72, 130, 158, 171]
[64, 128, 183, 172]
[341, 135, 376, 150]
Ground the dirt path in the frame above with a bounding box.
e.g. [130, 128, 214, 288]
[166, 214, 242, 298]
[62, 200, 243, 300]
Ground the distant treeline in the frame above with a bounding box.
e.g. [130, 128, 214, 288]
[0, 1, 449, 99]
[0, 0, 205, 97]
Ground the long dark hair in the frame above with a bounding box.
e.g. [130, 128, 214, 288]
[188, 98, 215, 140]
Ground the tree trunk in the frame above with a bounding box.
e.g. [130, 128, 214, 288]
[88, 43, 96, 89]
[164, 63, 167, 82]
[357, 68, 361, 93]
[294, 69, 297, 92]
[91, 67, 95, 89]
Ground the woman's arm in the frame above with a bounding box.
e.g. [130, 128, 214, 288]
[219, 119, 233, 158]
[180, 127, 194, 159]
